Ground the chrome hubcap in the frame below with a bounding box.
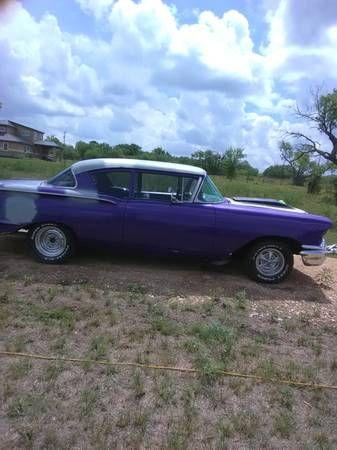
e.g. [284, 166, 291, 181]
[256, 248, 285, 277]
[35, 226, 67, 258]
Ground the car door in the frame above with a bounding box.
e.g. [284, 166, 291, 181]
[124, 170, 216, 256]
[72, 169, 131, 246]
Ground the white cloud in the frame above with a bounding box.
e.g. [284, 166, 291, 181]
[75, 0, 116, 19]
[2, 0, 336, 169]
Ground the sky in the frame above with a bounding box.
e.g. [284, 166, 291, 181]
[0, 0, 337, 169]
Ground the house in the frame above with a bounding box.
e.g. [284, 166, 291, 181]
[0, 120, 60, 160]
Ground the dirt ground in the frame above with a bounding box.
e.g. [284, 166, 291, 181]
[0, 234, 337, 449]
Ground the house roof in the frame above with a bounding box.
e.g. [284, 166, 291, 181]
[34, 140, 60, 148]
[71, 158, 206, 176]
[0, 119, 43, 133]
[0, 133, 27, 144]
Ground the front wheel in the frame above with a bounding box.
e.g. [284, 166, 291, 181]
[245, 240, 294, 283]
[28, 223, 75, 264]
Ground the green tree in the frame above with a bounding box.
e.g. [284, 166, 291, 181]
[279, 141, 312, 186]
[223, 147, 245, 180]
[75, 141, 89, 159]
[263, 165, 292, 179]
[191, 150, 224, 174]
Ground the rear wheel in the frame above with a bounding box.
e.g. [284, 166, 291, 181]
[245, 240, 293, 283]
[28, 223, 74, 264]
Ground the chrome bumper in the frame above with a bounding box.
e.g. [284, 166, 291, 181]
[300, 242, 326, 266]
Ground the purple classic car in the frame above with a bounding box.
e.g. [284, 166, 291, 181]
[0, 159, 333, 283]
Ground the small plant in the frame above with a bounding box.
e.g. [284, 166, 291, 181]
[132, 408, 149, 433]
[217, 418, 234, 447]
[154, 375, 174, 405]
[5, 335, 26, 352]
[194, 355, 223, 385]
[330, 359, 337, 371]
[273, 411, 295, 438]
[183, 338, 202, 354]
[315, 267, 334, 289]
[8, 360, 32, 380]
[191, 323, 235, 351]
[235, 289, 247, 310]
[232, 410, 260, 438]
[151, 315, 177, 336]
[89, 335, 108, 360]
[116, 410, 131, 428]
[80, 386, 100, 416]
[7, 394, 45, 419]
[35, 307, 75, 330]
[131, 369, 145, 399]
[256, 358, 281, 379]
[44, 362, 64, 382]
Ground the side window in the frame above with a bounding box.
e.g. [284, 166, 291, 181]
[135, 172, 198, 202]
[91, 170, 131, 198]
[48, 169, 76, 188]
[197, 176, 223, 203]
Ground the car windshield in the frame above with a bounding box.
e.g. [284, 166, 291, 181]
[197, 176, 223, 203]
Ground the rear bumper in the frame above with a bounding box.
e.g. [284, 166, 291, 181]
[300, 242, 326, 266]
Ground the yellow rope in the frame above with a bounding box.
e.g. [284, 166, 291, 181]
[1, 351, 337, 391]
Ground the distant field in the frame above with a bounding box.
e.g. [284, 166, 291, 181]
[0, 157, 70, 180]
[0, 157, 336, 243]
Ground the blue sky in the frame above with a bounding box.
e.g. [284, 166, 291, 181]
[1, 0, 337, 168]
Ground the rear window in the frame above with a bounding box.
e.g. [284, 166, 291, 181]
[91, 170, 131, 198]
[48, 169, 76, 188]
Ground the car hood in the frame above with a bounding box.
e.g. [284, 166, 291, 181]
[220, 197, 333, 230]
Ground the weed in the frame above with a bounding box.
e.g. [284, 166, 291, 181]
[34, 307, 75, 330]
[191, 322, 235, 351]
[5, 335, 26, 352]
[313, 431, 331, 450]
[217, 418, 234, 447]
[80, 386, 100, 416]
[273, 411, 296, 438]
[8, 360, 32, 380]
[276, 387, 294, 410]
[108, 307, 120, 326]
[315, 267, 334, 289]
[235, 289, 247, 310]
[116, 410, 132, 428]
[89, 335, 109, 360]
[166, 423, 186, 450]
[7, 394, 46, 419]
[194, 355, 223, 385]
[131, 369, 145, 399]
[43, 362, 64, 382]
[154, 375, 175, 405]
[232, 410, 260, 438]
[240, 341, 261, 358]
[256, 358, 281, 379]
[183, 338, 202, 353]
[151, 315, 177, 336]
[133, 408, 149, 433]
[330, 359, 337, 371]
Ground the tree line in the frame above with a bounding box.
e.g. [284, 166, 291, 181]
[48, 87, 337, 200]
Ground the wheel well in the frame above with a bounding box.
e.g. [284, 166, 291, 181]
[233, 236, 301, 257]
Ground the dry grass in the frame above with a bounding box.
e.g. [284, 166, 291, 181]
[1, 267, 337, 448]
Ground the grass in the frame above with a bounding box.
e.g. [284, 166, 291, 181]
[1, 279, 337, 449]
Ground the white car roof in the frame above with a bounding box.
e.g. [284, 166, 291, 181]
[71, 158, 206, 176]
